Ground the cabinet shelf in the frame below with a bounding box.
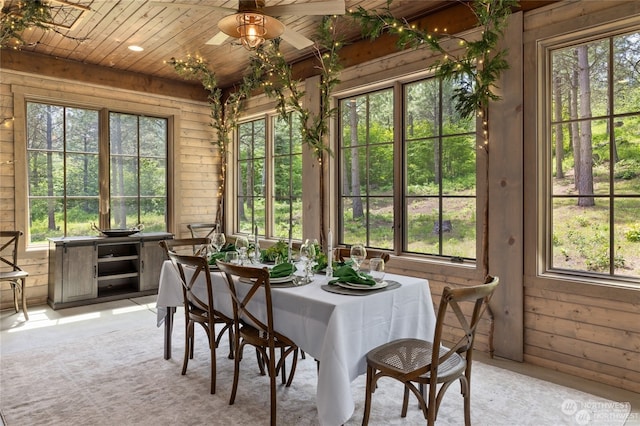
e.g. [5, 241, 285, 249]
[98, 254, 139, 263]
[48, 232, 173, 309]
[97, 272, 138, 281]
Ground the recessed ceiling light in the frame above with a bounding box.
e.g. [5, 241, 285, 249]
[128, 45, 144, 52]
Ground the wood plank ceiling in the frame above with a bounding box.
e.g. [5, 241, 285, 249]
[3, 1, 553, 89]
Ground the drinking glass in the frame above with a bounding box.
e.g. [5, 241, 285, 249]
[224, 250, 239, 264]
[369, 258, 385, 283]
[350, 244, 367, 271]
[235, 236, 249, 265]
[211, 231, 226, 253]
[299, 239, 316, 283]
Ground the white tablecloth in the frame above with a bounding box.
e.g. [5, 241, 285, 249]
[156, 261, 435, 426]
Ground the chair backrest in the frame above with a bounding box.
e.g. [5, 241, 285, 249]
[336, 247, 390, 263]
[160, 237, 210, 257]
[187, 223, 218, 240]
[165, 249, 215, 315]
[0, 231, 23, 272]
[216, 261, 288, 347]
[427, 276, 500, 379]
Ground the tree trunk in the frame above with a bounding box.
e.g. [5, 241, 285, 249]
[576, 45, 595, 207]
[46, 105, 56, 231]
[553, 71, 564, 179]
[112, 117, 126, 227]
[570, 67, 580, 190]
[349, 99, 363, 218]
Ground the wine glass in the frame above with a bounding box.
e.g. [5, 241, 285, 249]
[211, 231, 226, 253]
[299, 239, 316, 283]
[224, 250, 239, 264]
[236, 236, 249, 265]
[369, 258, 385, 284]
[350, 244, 367, 271]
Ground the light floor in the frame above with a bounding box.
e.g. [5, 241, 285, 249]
[1, 297, 639, 425]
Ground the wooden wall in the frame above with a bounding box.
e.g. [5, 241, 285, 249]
[0, 68, 215, 308]
[522, 1, 640, 394]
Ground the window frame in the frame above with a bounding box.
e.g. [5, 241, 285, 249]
[537, 21, 640, 284]
[231, 110, 304, 242]
[336, 72, 479, 263]
[14, 87, 176, 250]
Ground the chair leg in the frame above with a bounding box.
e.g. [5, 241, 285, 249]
[20, 278, 28, 321]
[182, 321, 193, 375]
[229, 341, 243, 405]
[362, 365, 373, 426]
[209, 325, 217, 394]
[270, 356, 277, 426]
[12, 282, 19, 314]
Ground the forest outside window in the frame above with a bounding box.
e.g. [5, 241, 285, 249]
[26, 102, 168, 244]
[338, 75, 476, 260]
[235, 113, 303, 240]
[546, 29, 640, 280]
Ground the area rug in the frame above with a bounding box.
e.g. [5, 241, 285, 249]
[0, 323, 631, 426]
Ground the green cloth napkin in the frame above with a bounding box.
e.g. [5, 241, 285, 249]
[329, 265, 376, 286]
[270, 262, 295, 278]
[208, 243, 237, 265]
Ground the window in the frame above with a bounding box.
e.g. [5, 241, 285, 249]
[235, 113, 303, 240]
[236, 118, 266, 235]
[338, 75, 477, 260]
[545, 29, 640, 279]
[26, 102, 168, 244]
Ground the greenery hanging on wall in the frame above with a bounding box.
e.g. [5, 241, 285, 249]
[168, 55, 264, 227]
[0, 0, 87, 49]
[350, 0, 518, 357]
[248, 15, 345, 245]
[349, 0, 516, 120]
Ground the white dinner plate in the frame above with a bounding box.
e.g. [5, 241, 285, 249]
[239, 275, 294, 284]
[270, 275, 294, 284]
[337, 281, 388, 291]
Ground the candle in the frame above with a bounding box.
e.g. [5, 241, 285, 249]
[326, 229, 333, 278]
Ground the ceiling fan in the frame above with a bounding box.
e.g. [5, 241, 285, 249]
[149, 0, 346, 50]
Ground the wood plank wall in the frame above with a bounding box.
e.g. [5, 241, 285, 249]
[521, 1, 640, 393]
[0, 69, 214, 308]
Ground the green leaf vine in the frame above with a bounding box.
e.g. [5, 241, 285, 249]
[250, 15, 344, 160]
[349, 0, 517, 119]
[1, 0, 88, 49]
[168, 55, 264, 226]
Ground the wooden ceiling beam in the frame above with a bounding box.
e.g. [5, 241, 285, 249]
[1, 49, 209, 102]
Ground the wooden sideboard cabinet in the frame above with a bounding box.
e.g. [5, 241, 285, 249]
[48, 232, 172, 309]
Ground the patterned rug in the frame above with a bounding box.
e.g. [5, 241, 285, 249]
[0, 318, 631, 425]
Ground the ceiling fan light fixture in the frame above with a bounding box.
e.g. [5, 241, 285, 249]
[218, 11, 284, 50]
[237, 12, 267, 49]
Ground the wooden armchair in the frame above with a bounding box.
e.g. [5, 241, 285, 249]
[0, 231, 29, 320]
[362, 276, 500, 425]
[216, 261, 299, 425]
[161, 239, 235, 393]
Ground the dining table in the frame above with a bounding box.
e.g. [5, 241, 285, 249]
[156, 260, 436, 426]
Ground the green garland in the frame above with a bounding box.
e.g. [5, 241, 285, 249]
[251, 15, 344, 159]
[349, 0, 517, 119]
[1, 0, 53, 49]
[168, 55, 264, 225]
[1, 0, 88, 49]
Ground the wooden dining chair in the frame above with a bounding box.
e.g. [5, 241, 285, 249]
[187, 223, 218, 250]
[0, 231, 29, 321]
[336, 247, 390, 263]
[162, 244, 235, 394]
[362, 276, 500, 426]
[216, 261, 300, 426]
[161, 237, 209, 257]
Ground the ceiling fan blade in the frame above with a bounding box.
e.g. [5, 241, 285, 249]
[280, 27, 314, 50]
[205, 31, 230, 46]
[263, 0, 345, 16]
[147, 2, 234, 13]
